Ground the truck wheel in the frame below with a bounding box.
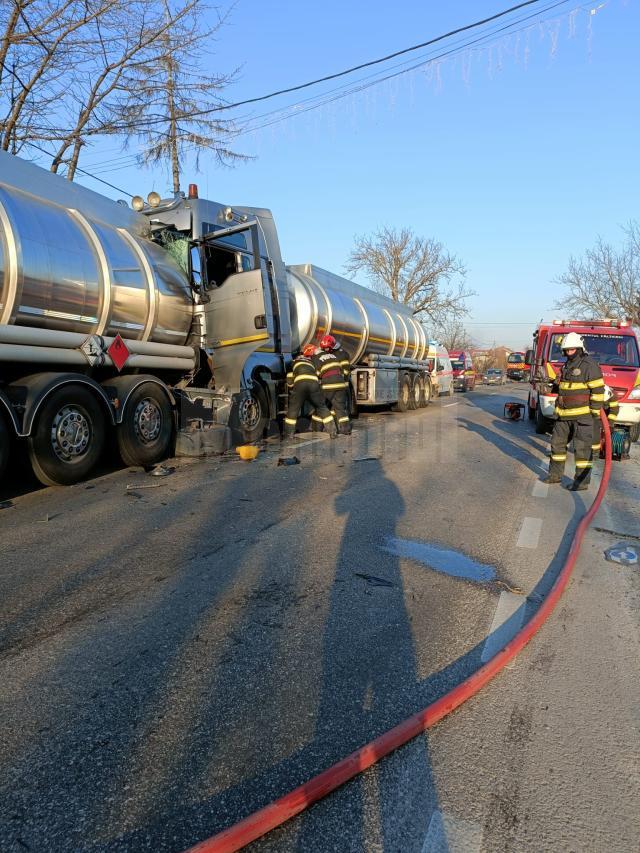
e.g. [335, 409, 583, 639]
[419, 378, 432, 408]
[117, 384, 173, 467]
[528, 395, 535, 420]
[392, 375, 411, 413]
[535, 404, 550, 435]
[28, 386, 105, 486]
[409, 375, 422, 410]
[0, 416, 10, 483]
[231, 385, 268, 443]
[629, 423, 639, 443]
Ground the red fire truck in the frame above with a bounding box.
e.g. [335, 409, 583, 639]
[526, 319, 640, 439]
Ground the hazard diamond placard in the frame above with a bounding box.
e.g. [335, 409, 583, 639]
[107, 334, 130, 372]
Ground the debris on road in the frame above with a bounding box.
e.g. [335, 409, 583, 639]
[353, 456, 380, 463]
[604, 543, 639, 566]
[149, 464, 175, 477]
[354, 572, 395, 588]
[277, 456, 300, 466]
[125, 483, 163, 491]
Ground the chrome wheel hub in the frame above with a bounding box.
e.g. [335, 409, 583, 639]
[51, 406, 91, 461]
[134, 399, 162, 443]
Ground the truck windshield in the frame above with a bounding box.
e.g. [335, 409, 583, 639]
[507, 353, 524, 364]
[451, 360, 464, 370]
[549, 333, 640, 367]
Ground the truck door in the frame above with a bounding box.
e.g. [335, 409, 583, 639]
[193, 221, 269, 393]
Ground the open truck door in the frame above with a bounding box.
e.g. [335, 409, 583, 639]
[192, 220, 270, 394]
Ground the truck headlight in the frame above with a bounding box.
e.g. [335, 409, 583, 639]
[628, 388, 640, 400]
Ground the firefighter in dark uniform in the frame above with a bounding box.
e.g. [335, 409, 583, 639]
[284, 345, 336, 439]
[544, 332, 605, 490]
[316, 334, 351, 435]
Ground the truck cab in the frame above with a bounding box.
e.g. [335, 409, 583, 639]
[449, 351, 476, 392]
[526, 319, 640, 440]
[506, 351, 527, 381]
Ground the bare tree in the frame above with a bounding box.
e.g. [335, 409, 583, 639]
[0, 0, 244, 186]
[345, 226, 472, 326]
[433, 317, 474, 352]
[122, 1, 248, 194]
[555, 222, 640, 324]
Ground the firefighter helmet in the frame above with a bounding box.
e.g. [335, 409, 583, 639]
[560, 332, 585, 351]
[320, 334, 336, 351]
[302, 344, 317, 357]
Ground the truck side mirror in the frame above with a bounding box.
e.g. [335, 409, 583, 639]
[525, 349, 534, 366]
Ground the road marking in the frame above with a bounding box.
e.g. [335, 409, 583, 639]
[481, 591, 526, 663]
[443, 402, 459, 408]
[516, 516, 543, 549]
[422, 810, 483, 853]
[531, 480, 549, 498]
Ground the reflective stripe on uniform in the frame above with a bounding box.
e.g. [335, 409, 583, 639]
[556, 405, 591, 417]
[293, 374, 319, 384]
[590, 393, 605, 402]
[322, 415, 334, 423]
[311, 415, 324, 422]
[551, 454, 567, 461]
[284, 418, 297, 425]
[319, 362, 341, 374]
[322, 382, 347, 390]
[338, 416, 350, 423]
[590, 408, 602, 416]
[587, 378, 605, 388]
[559, 381, 589, 390]
[591, 443, 601, 451]
[575, 460, 593, 469]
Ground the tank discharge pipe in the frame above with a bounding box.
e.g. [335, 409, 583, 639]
[0, 325, 195, 358]
[183, 411, 613, 853]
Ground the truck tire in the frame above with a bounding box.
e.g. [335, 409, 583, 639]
[392, 375, 411, 413]
[117, 384, 174, 467]
[0, 416, 10, 483]
[535, 403, 550, 435]
[409, 375, 422, 410]
[528, 395, 535, 420]
[28, 386, 105, 486]
[419, 378, 432, 408]
[629, 423, 639, 443]
[230, 385, 268, 443]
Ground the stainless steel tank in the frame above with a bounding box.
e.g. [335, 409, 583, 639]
[286, 263, 427, 362]
[0, 152, 193, 345]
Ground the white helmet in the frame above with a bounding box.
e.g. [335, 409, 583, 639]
[560, 331, 585, 351]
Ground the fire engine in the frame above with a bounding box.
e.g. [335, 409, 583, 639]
[526, 319, 640, 440]
[506, 351, 527, 381]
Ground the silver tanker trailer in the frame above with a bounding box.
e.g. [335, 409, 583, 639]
[0, 151, 433, 486]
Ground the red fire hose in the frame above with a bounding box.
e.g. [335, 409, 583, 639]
[184, 411, 613, 853]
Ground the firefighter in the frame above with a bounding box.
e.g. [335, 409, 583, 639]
[544, 332, 605, 490]
[316, 334, 351, 435]
[284, 345, 336, 439]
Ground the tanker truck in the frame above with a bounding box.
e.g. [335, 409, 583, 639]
[0, 151, 433, 486]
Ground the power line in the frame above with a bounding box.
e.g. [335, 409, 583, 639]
[101, 0, 552, 132]
[24, 142, 133, 197]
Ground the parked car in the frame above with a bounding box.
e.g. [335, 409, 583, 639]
[483, 368, 507, 385]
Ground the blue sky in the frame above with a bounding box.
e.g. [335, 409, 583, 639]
[71, 0, 640, 350]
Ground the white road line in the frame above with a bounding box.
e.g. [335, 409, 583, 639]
[481, 591, 526, 663]
[531, 480, 549, 498]
[422, 810, 483, 853]
[516, 516, 543, 549]
[443, 402, 459, 408]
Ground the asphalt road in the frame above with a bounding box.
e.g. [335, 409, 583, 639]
[1, 385, 638, 853]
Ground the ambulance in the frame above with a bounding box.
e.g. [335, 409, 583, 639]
[526, 319, 640, 439]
